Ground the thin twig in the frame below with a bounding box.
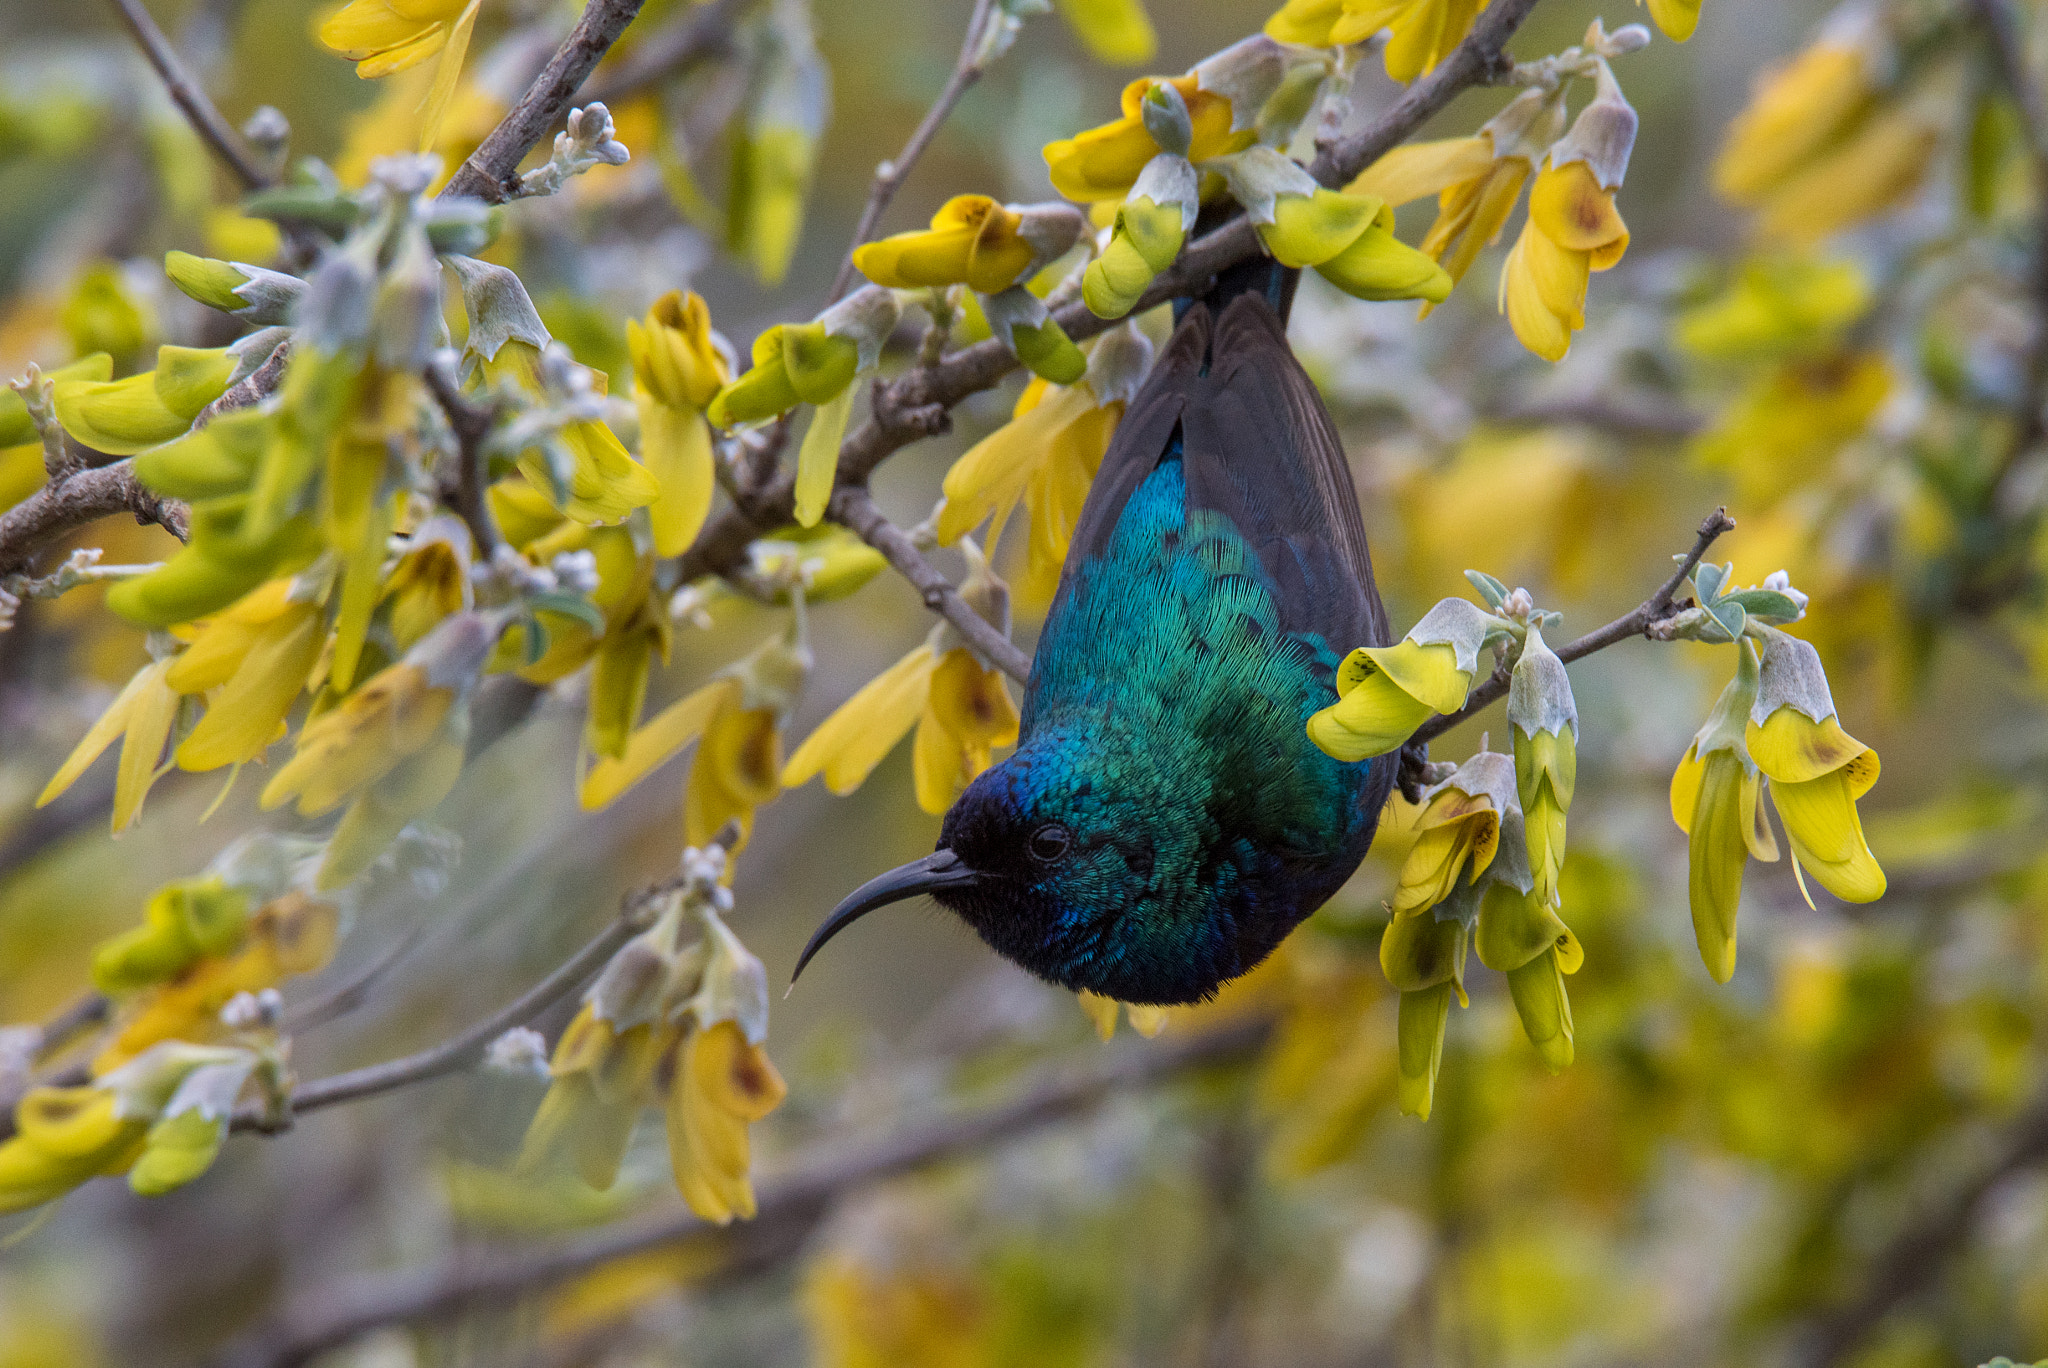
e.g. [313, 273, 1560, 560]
[1973, 0, 2048, 487]
[1409, 507, 1736, 746]
[229, 870, 695, 1133]
[578, 0, 757, 106]
[197, 339, 291, 427]
[105, 0, 273, 190]
[833, 486, 1032, 681]
[441, 0, 651, 204]
[225, 1015, 1273, 1368]
[0, 462, 190, 575]
[425, 362, 504, 558]
[671, 0, 1548, 656]
[826, 0, 998, 302]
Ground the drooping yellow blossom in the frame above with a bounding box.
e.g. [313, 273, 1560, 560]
[95, 892, 338, 1072]
[1474, 879, 1582, 1071]
[335, 63, 504, 190]
[1712, 26, 1940, 244]
[582, 628, 808, 850]
[1391, 781, 1502, 918]
[380, 524, 471, 654]
[318, 0, 483, 150]
[1746, 635, 1885, 904]
[52, 344, 240, 455]
[1043, 73, 1255, 202]
[1670, 641, 1775, 982]
[854, 196, 1040, 295]
[1308, 635, 1473, 762]
[92, 877, 250, 995]
[1501, 160, 1630, 362]
[0, 1043, 259, 1212]
[484, 340, 657, 526]
[783, 607, 1021, 818]
[627, 290, 730, 556]
[1509, 625, 1577, 909]
[37, 654, 181, 833]
[520, 886, 787, 1223]
[165, 577, 326, 773]
[1265, 0, 1486, 83]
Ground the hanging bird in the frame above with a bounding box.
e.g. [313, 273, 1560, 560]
[794, 260, 1396, 1004]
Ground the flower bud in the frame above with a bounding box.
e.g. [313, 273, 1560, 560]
[1140, 81, 1194, 156]
[981, 286, 1086, 384]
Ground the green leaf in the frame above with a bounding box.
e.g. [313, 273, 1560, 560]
[1464, 570, 1510, 611]
[529, 591, 607, 635]
[1692, 561, 1729, 605]
[1720, 588, 1803, 623]
[1708, 598, 1747, 642]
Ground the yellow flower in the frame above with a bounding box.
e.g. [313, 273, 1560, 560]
[666, 1020, 787, 1223]
[1308, 638, 1472, 762]
[1474, 881, 1583, 1071]
[1669, 642, 1774, 982]
[318, 0, 483, 150]
[1747, 706, 1884, 904]
[1266, 0, 1486, 83]
[1055, 0, 1157, 65]
[1077, 990, 1169, 1040]
[335, 64, 503, 189]
[1043, 73, 1254, 202]
[164, 578, 326, 773]
[582, 629, 807, 850]
[95, 892, 338, 1072]
[854, 195, 1041, 295]
[37, 655, 182, 832]
[483, 340, 656, 526]
[1693, 351, 1891, 508]
[520, 1004, 674, 1191]
[1748, 105, 1940, 244]
[92, 877, 250, 994]
[937, 378, 1122, 599]
[782, 640, 1021, 816]
[53, 345, 239, 455]
[0, 1085, 147, 1214]
[1673, 255, 1871, 360]
[706, 322, 858, 427]
[380, 528, 471, 654]
[1391, 781, 1502, 916]
[586, 590, 671, 761]
[627, 290, 729, 557]
[1501, 160, 1630, 362]
[1713, 40, 1873, 205]
[1642, 0, 1701, 42]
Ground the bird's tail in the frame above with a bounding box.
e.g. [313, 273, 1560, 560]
[1173, 202, 1300, 331]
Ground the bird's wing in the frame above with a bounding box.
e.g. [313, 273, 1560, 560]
[1180, 293, 1390, 652]
[1058, 304, 1207, 576]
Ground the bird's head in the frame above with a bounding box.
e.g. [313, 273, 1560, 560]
[791, 733, 1229, 1004]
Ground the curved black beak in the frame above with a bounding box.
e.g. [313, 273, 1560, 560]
[789, 848, 982, 985]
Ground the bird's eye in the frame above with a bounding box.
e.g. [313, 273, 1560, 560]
[1027, 823, 1071, 863]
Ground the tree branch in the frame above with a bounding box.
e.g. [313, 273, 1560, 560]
[833, 486, 1032, 681]
[228, 866, 706, 1134]
[826, 0, 998, 302]
[578, 0, 756, 107]
[225, 1015, 1273, 1368]
[671, 0, 1548, 654]
[441, 0, 650, 204]
[1409, 506, 1736, 747]
[105, 0, 273, 191]
[0, 462, 190, 576]
[425, 360, 504, 559]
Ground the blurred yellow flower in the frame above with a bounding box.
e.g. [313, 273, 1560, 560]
[1693, 351, 1891, 508]
[1055, 0, 1157, 65]
[667, 1020, 787, 1223]
[854, 195, 1040, 295]
[484, 340, 657, 526]
[1642, 0, 1701, 42]
[1308, 638, 1471, 762]
[318, 0, 483, 150]
[165, 577, 325, 773]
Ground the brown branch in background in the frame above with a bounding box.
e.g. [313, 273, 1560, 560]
[1973, 0, 2048, 487]
[1795, 1086, 2048, 1368]
[1408, 506, 1736, 747]
[834, 486, 1032, 681]
[579, 0, 757, 106]
[225, 1015, 1273, 1368]
[441, 0, 651, 204]
[0, 463, 190, 575]
[826, 0, 999, 302]
[671, 0, 1549, 681]
[104, 0, 274, 190]
[197, 339, 291, 427]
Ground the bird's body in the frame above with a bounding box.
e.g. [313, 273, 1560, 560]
[799, 275, 1396, 1004]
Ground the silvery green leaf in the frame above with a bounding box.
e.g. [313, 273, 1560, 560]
[1721, 588, 1804, 623]
[1464, 570, 1510, 610]
[447, 255, 550, 363]
[1708, 597, 1746, 643]
[1691, 560, 1728, 605]
[518, 610, 549, 666]
[529, 591, 607, 635]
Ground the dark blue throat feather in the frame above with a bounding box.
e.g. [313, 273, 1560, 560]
[797, 273, 1395, 1005]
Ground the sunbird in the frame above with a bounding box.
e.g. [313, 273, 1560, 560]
[795, 262, 1396, 1004]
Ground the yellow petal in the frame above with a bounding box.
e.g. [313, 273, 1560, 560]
[1348, 137, 1496, 208]
[38, 661, 153, 808]
[416, 0, 479, 149]
[1506, 949, 1574, 1072]
[1771, 771, 1887, 902]
[581, 677, 737, 810]
[640, 403, 716, 557]
[1529, 161, 1629, 254]
[1396, 983, 1453, 1120]
[175, 606, 323, 771]
[781, 644, 938, 795]
[1687, 751, 1752, 982]
[1500, 221, 1580, 363]
[1745, 706, 1875, 786]
[114, 660, 180, 832]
